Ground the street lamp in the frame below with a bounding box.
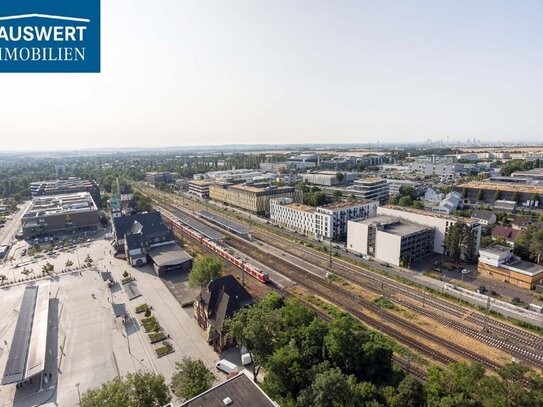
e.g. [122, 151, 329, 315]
[76, 382, 81, 405]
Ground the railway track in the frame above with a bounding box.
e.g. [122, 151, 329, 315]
[141, 189, 541, 370]
[255, 230, 543, 368]
[226, 235, 502, 371]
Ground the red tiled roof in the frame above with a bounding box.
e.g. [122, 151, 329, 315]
[492, 226, 519, 241]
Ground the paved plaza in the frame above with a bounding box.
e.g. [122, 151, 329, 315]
[0, 235, 224, 406]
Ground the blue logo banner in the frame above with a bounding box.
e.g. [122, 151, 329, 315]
[0, 0, 100, 72]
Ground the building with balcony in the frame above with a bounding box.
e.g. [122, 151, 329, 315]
[188, 179, 214, 198]
[352, 178, 389, 203]
[315, 200, 378, 240]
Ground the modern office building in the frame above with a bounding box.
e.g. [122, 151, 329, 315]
[302, 171, 358, 186]
[347, 216, 434, 266]
[352, 178, 389, 203]
[314, 200, 378, 240]
[188, 179, 214, 198]
[511, 168, 543, 181]
[478, 245, 543, 290]
[21, 192, 99, 239]
[209, 183, 301, 216]
[30, 178, 100, 206]
[377, 205, 482, 259]
[431, 191, 464, 215]
[145, 172, 173, 185]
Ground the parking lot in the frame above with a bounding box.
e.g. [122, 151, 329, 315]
[0, 233, 232, 406]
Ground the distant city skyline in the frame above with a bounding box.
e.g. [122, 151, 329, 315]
[1, 1, 542, 150]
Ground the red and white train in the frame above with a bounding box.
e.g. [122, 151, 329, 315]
[166, 214, 270, 284]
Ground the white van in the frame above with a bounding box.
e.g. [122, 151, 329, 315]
[215, 359, 237, 374]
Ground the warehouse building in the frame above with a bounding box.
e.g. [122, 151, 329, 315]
[347, 216, 434, 266]
[30, 178, 100, 206]
[21, 192, 99, 240]
[209, 183, 301, 216]
[478, 245, 543, 290]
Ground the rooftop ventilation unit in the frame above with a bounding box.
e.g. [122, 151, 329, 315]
[223, 397, 233, 405]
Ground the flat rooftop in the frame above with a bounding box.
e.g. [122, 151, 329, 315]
[147, 245, 192, 267]
[174, 213, 225, 241]
[189, 179, 214, 186]
[284, 203, 316, 213]
[322, 199, 373, 210]
[198, 210, 251, 235]
[357, 215, 431, 236]
[480, 245, 512, 256]
[229, 184, 293, 194]
[505, 259, 543, 277]
[460, 180, 543, 193]
[2, 285, 49, 385]
[181, 371, 276, 407]
[24, 192, 97, 218]
[354, 177, 385, 184]
[381, 205, 480, 225]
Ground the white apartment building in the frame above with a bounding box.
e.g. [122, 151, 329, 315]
[270, 198, 316, 236]
[270, 199, 378, 240]
[377, 206, 481, 259]
[315, 200, 378, 240]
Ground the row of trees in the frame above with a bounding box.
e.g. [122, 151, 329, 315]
[80, 292, 543, 406]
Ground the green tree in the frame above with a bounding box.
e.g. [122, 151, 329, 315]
[171, 357, 214, 401]
[389, 375, 425, 407]
[332, 190, 342, 201]
[480, 235, 494, 248]
[494, 190, 502, 201]
[297, 367, 354, 407]
[461, 187, 468, 198]
[412, 200, 425, 210]
[335, 172, 345, 183]
[426, 362, 486, 407]
[347, 193, 355, 202]
[85, 254, 93, 266]
[226, 292, 284, 382]
[65, 259, 73, 268]
[477, 189, 485, 202]
[188, 255, 224, 289]
[512, 191, 519, 203]
[398, 195, 413, 207]
[80, 371, 170, 407]
[515, 225, 543, 264]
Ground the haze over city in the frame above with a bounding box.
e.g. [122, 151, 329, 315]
[1, 1, 543, 151]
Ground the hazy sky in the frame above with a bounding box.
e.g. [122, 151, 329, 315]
[1, 0, 543, 150]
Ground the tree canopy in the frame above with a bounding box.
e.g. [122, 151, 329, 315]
[171, 357, 214, 401]
[80, 371, 170, 407]
[188, 255, 224, 288]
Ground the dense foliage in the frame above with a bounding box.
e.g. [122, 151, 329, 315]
[171, 357, 215, 401]
[227, 293, 543, 407]
[514, 225, 543, 264]
[80, 371, 170, 407]
[188, 255, 224, 288]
